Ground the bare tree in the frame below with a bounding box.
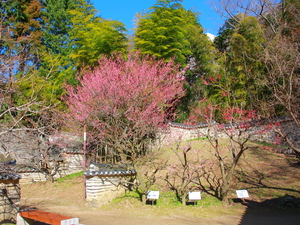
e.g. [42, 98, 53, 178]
[1, 48, 68, 177]
[211, 0, 281, 33]
[195, 106, 257, 203]
[0, 20, 66, 181]
[263, 39, 300, 157]
[134, 149, 168, 204]
[165, 140, 206, 205]
[0, 129, 63, 182]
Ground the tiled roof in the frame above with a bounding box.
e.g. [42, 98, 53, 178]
[0, 160, 22, 180]
[11, 164, 40, 173]
[169, 122, 210, 129]
[63, 149, 84, 154]
[0, 172, 21, 180]
[85, 170, 136, 176]
[85, 161, 136, 177]
[168, 117, 291, 131]
[0, 160, 39, 178]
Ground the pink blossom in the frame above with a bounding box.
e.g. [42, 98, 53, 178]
[63, 53, 185, 141]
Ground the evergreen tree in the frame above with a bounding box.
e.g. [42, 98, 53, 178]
[29, 0, 79, 106]
[208, 16, 266, 111]
[213, 15, 243, 53]
[229, 16, 265, 109]
[14, 0, 77, 108]
[18, 0, 128, 107]
[1, 0, 44, 78]
[69, 0, 128, 69]
[42, 0, 77, 55]
[0, 0, 14, 81]
[134, 0, 189, 66]
[134, 0, 216, 121]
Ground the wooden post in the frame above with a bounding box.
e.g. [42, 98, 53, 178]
[83, 124, 87, 200]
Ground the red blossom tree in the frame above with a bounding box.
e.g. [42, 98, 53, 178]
[63, 53, 185, 201]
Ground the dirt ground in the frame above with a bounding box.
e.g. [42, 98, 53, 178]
[66, 210, 300, 225]
[20, 192, 300, 225]
[27, 204, 300, 225]
[40, 205, 243, 225]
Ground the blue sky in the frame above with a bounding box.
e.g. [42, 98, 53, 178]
[91, 0, 223, 36]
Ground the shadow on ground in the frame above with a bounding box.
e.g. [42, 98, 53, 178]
[236, 196, 300, 225]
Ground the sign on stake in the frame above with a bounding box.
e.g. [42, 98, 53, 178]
[147, 191, 160, 205]
[236, 190, 249, 199]
[188, 191, 201, 200]
[187, 191, 201, 205]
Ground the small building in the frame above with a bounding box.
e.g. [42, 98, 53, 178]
[85, 162, 136, 207]
[0, 169, 21, 224]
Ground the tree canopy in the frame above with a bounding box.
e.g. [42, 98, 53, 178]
[69, 0, 128, 69]
[133, 0, 216, 121]
[64, 53, 185, 162]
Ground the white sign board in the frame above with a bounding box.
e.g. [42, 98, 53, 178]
[61, 218, 79, 225]
[236, 190, 249, 198]
[188, 191, 201, 200]
[147, 191, 160, 200]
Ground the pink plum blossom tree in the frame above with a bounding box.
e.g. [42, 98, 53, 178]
[63, 53, 186, 201]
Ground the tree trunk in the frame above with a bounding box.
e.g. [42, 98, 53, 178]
[182, 194, 187, 205]
[220, 182, 229, 204]
[220, 148, 246, 203]
[141, 193, 147, 204]
[135, 168, 148, 203]
[46, 174, 54, 183]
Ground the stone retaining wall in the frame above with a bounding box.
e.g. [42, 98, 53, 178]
[159, 119, 300, 149]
